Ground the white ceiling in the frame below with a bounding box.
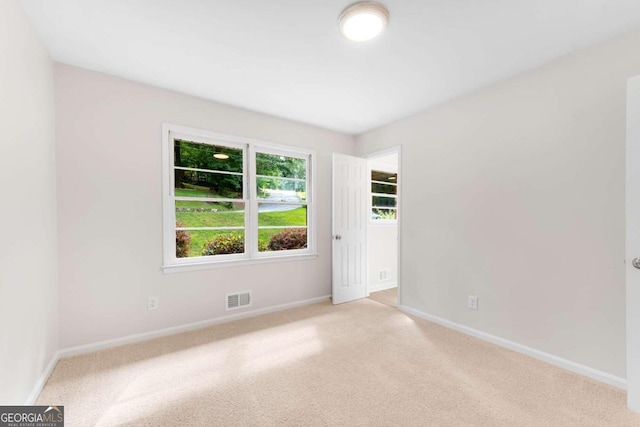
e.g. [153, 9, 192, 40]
[20, 0, 640, 134]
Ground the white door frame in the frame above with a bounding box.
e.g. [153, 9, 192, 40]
[626, 76, 640, 412]
[365, 146, 402, 306]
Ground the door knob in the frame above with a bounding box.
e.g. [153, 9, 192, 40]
[334, 235, 342, 240]
[633, 258, 640, 269]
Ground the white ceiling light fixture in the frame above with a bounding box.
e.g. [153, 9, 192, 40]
[213, 153, 229, 160]
[339, 2, 390, 42]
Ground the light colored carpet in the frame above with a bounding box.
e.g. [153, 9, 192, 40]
[38, 299, 639, 426]
[368, 287, 397, 307]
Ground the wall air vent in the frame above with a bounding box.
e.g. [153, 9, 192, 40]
[226, 291, 252, 311]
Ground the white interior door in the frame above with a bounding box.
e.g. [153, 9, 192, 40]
[332, 153, 367, 304]
[626, 75, 640, 413]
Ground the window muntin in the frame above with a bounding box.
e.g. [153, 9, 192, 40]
[371, 169, 397, 221]
[165, 128, 314, 267]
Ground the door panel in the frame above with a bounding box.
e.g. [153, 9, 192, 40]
[332, 153, 367, 304]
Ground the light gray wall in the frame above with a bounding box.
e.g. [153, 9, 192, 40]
[0, 0, 58, 404]
[356, 28, 640, 378]
[368, 226, 398, 291]
[54, 64, 355, 349]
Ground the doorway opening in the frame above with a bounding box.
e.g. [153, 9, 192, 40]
[366, 148, 400, 308]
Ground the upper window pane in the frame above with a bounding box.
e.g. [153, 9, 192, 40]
[174, 139, 243, 173]
[256, 153, 306, 179]
[372, 182, 396, 195]
[371, 170, 397, 184]
[257, 177, 306, 201]
[175, 170, 243, 199]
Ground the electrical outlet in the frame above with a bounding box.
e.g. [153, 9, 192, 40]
[148, 296, 159, 311]
[379, 269, 390, 281]
[468, 295, 478, 310]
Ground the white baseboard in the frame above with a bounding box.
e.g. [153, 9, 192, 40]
[24, 351, 60, 405]
[368, 282, 397, 294]
[59, 295, 331, 358]
[399, 305, 627, 390]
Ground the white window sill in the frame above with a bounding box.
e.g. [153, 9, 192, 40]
[162, 252, 319, 274]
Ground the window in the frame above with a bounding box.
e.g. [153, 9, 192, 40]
[163, 125, 315, 271]
[371, 169, 397, 222]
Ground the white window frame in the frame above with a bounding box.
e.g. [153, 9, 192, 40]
[162, 124, 317, 273]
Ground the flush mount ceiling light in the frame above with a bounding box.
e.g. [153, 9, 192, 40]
[213, 153, 229, 160]
[339, 2, 389, 42]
